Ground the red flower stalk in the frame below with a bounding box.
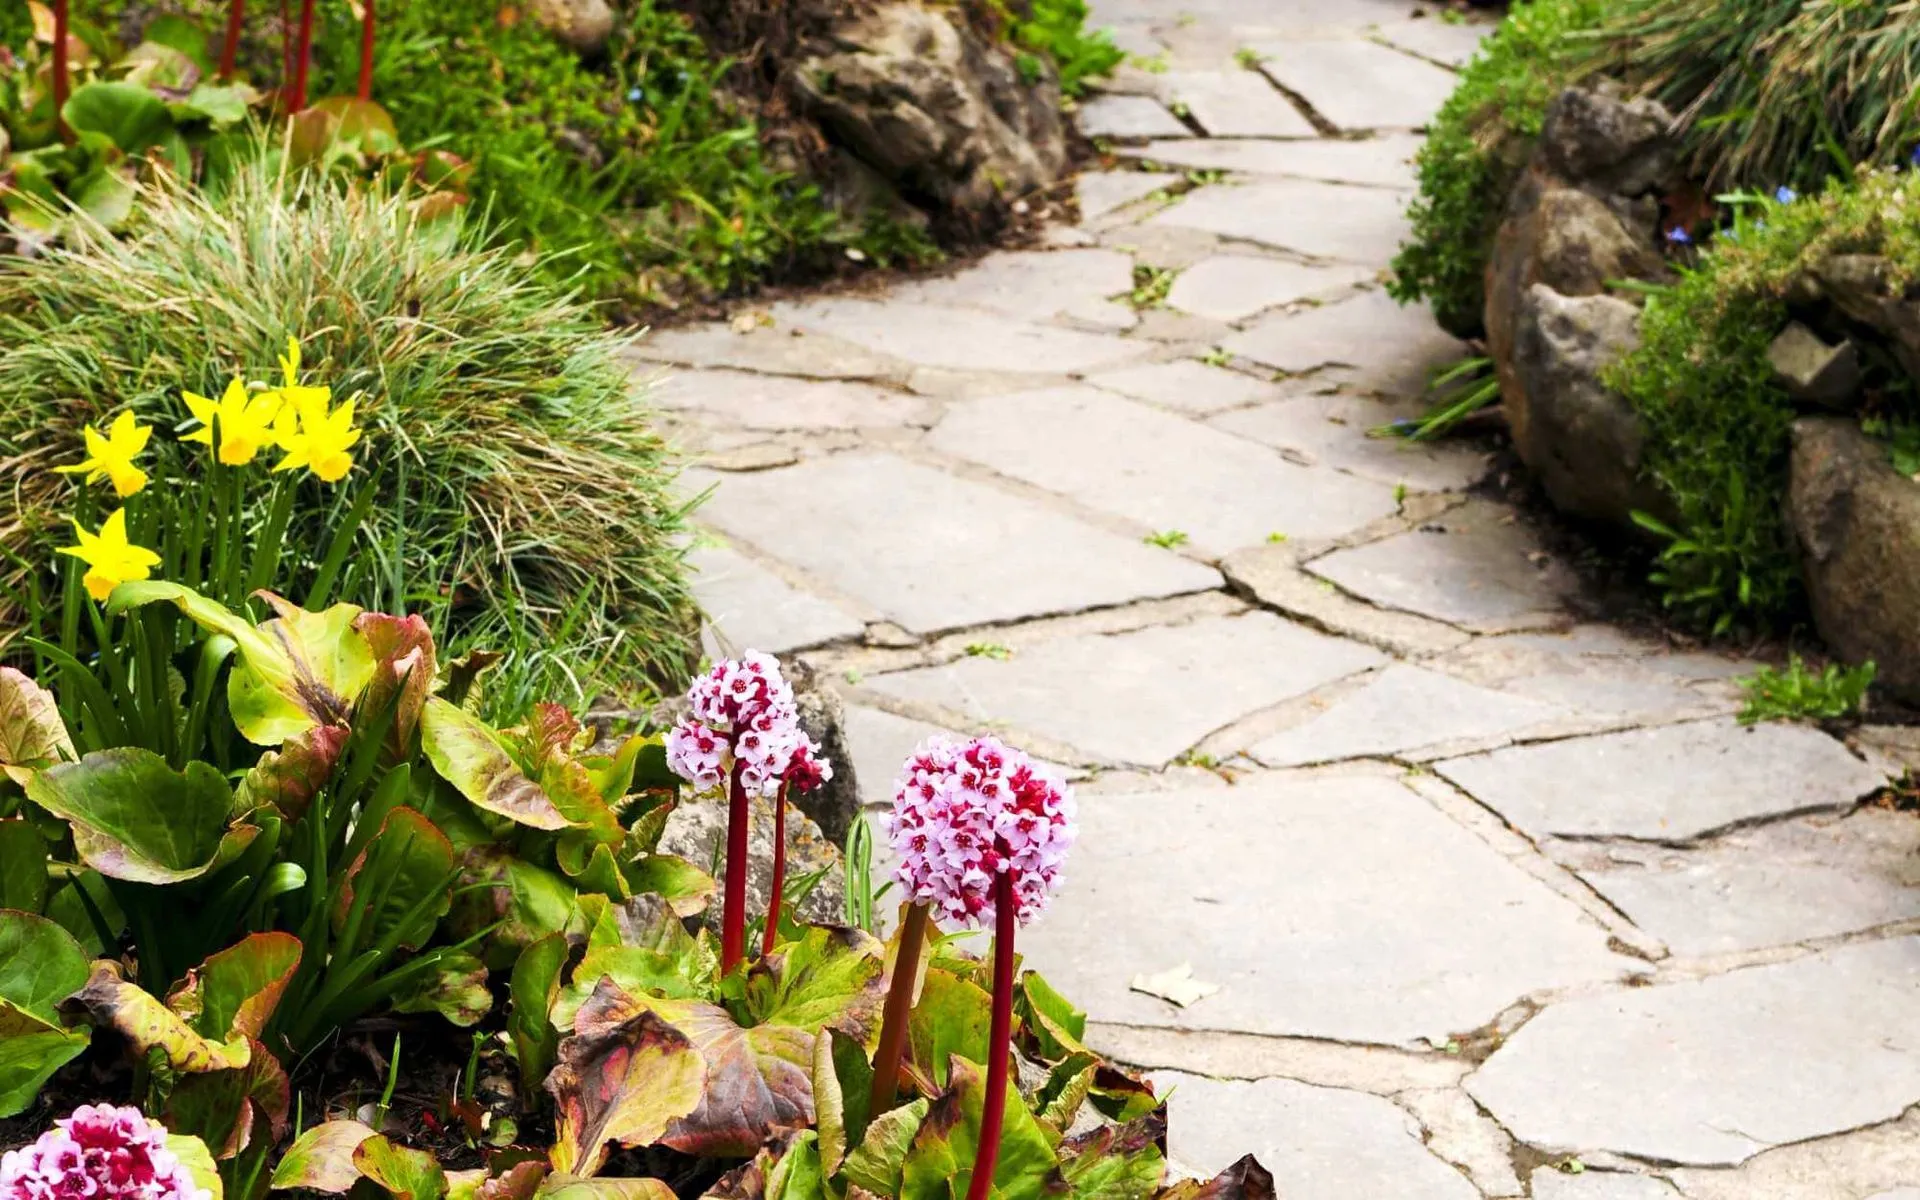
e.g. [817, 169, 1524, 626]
[867, 899, 931, 1114]
[764, 746, 831, 957]
[52, 0, 71, 142]
[356, 0, 375, 100]
[966, 871, 1019, 1200]
[219, 0, 244, 81]
[289, 0, 316, 111]
[722, 764, 750, 971]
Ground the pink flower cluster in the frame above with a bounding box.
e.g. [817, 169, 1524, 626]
[0, 1105, 208, 1200]
[882, 735, 1075, 928]
[665, 652, 827, 797]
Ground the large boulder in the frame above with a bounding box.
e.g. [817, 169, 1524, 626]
[1787, 417, 1920, 703]
[529, 0, 614, 54]
[1510, 285, 1668, 526]
[792, 3, 1069, 218]
[1533, 84, 1677, 198]
[1807, 255, 1920, 379]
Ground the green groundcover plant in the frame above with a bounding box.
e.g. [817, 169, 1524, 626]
[0, 154, 697, 710]
[0, 362, 1275, 1200]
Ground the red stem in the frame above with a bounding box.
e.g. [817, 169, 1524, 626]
[356, 0, 375, 100]
[762, 782, 788, 957]
[966, 873, 1017, 1200]
[289, 0, 315, 112]
[868, 901, 931, 1116]
[720, 765, 749, 973]
[52, 0, 71, 142]
[219, 0, 244, 81]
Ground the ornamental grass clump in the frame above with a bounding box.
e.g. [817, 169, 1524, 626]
[0, 151, 696, 712]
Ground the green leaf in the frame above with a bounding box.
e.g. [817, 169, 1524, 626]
[392, 950, 492, 1026]
[288, 97, 402, 165]
[0, 1002, 90, 1118]
[63, 82, 174, 153]
[899, 1056, 1058, 1200]
[1034, 1053, 1099, 1142]
[74, 960, 250, 1073]
[739, 925, 885, 1042]
[907, 968, 992, 1091]
[0, 823, 51, 915]
[27, 748, 246, 884]
[1050, 1112, 1166, 1199]
[269, 1120, 377, 1191]
[534, 1179, 674, 1200]
[0, 910, 90, 1019]
[176, 82, 255, 126]
[164, 1043, 291, 1159]
[167, 1132, 225, 1200]
[509, 932, 568, 1093]
[236, 724, 349, 822]
[0, 666, 74, 784]
[810, 1028, 870, 1178]
[545, 982, 705, 1177]
[551, 894, 716, 1030]
[68, 166, 138, 231]
[766, 1131, 827, 1200]
[166, 932, 303, 1041]
[1016, 971, 1087, 1062]
[839, 1098, 928, 1197]
[618, 853, 715, 918]
[355, 612, 438, 761]
[420, 699, 570, 830]
[355, 1135, 448, 1200]
[334, 807, 455, 952]
[453, 851, 576, 971]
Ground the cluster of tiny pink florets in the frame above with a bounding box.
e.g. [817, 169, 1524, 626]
[0, 1105, 207, 1200]
[665, 652, 830, 797]
[882, 735, 1075, 928]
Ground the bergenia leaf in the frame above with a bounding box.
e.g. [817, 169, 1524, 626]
[452, 850, 576, 971]
[0, 666, 73, 784]
[236, 724, 349, 822]
[165, 932, 302, 1041]
[1051, 1111, 1166, 1200]
[535, 1179, 674, 1200]
[26, 748, 248, 884]
[509, 933, 568, 1093]
[619, 853, 715, 918]
[810, 1028, 872, 1177]
[269, 1120, 377, 1192]
[166, 1132, 225, 1200]
[354, 1135, 449, 1200]
[649, 999, 814, 1158]
[838, 1098, 928, 1198]
[546, 979, 705, 1177]
[73, 960, 250, 1073]
[1017, 971, 1089, 1063]
[898, 1056, 1058, 1200]
[764, 1131, 825, 1200]
[355, 612, 437, 759]
[333, 807, 455, 952]
[738, 926, 885, 1044]
[1154, 1156, 1276, 1200]
[420, 699, 571, 831]
[0, 822, 49, 914]
[905, 969, 992, 1091]
[1035, 1053, 1100, 1141]
[551, 894, 714, 1030]
[0, 910, 91, 1118]
[392, 950, 492, 1026]
[164, 1042, 291, 1159]
[0, 1001, 90, 1118]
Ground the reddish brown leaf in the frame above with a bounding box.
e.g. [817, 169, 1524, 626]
[1158, 1155, 1276, 1200]
[74, 961, 249, 1073]
[545, 980, 705, 1176]
[238, 724, 348, 821]
[356, 613, 437, 759]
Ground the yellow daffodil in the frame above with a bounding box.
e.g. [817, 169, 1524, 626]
[53, 411, 152, 498]
[273, 393, 362, 483]
[58, 509, 162, 602]
[270, 336, 332, 413]
[182, 377, 282, 465]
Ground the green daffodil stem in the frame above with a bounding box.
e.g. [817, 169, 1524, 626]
[868, 899, 932, 1115]
[219, 0, 243, 81]
[966, 872, 1018, 1200]
[356, 0, 376, 101]
[720, 763, 749, 972]
[762, 781, 789, 957]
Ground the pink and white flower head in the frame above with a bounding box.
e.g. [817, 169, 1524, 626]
[784, 738, 833, 794]
[0, 1104, 208, 1200]
[665, 652, 813, 797]
[882, 735, 1076, 928]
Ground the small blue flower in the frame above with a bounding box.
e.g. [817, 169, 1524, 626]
[1912, 145, 1920, 168]
[1665, 226, 1692, 245]
[1774, 186, 1797, 204]
[626, 86, 645, 103]
[1721, 228, 1738, 243]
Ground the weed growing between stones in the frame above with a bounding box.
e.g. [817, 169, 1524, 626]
[1738, 654, 1876, 724]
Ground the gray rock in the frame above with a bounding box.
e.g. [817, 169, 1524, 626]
[1435, 718, 1886, 842]
[1015, 774, 1635, 1045]
[1787, 417, 1920, 702]
[927, 385, 1402, 552]
[1165, 255, 1375, 323]
[1531, 1169, 1679, 1199]
[1149, 180, 1413, 265]
[1466, 937, 1920, 1166]
[1535, 85, 1677, 198]
[689, 544, 866, 655]
[659, 788, 846, 929]
[1160, 70, 1316, 138]
[786, 659, 859, 846]
[528, 0, 613, 52]
[1249, 38, 1460, 130]
[864, 611, 1385, 767]
[1153, 1074, 1480, 1199]
[1079, 94, 1192, 141]
[792, 4, 1066, 217]
[1246, 663, 1565, 767]
[1509, 284, 1669, 528]
[1767, 322, 1861, 407]
[691, 454, 1221, 635]
[1128, 135, 1422, 189]
[1810, 255, 1920, 378]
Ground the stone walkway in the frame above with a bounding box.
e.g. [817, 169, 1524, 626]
[629, 2, 1920, 1195]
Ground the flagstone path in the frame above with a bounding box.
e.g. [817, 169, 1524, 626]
[631, 2, 1920, 1194]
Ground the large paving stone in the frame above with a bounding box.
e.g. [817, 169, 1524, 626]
[766, 298, 1146, 374]
[1081, 93, 1191, 140]
[1369, 18, 1491, 68]
[1223, 289, 1467, 396]
[689, 545, 866, 655]
[1561, 809, 1920, 957]
[1166, 255, 1374, 323]
[1531, 1170, 1680, 1200]
[1467, 937, 1920, 1166]
[1211, 393, 1492, 493]
[1669, 1109, 1920, 1200]
[1161, 70, 1317, 138]
[1435, 719, 1888, 842]
[1149, 180, 1411, 264]
[866, 611, 1382, 766]
[1154, 1074, 1478, 1200]
[1078, 170, 1178, 220]
[1252, 38, 1460, 130]
[692, 454, 1221, 635]
[1247, 664, 1566, 767]
[929, 386, 1402, 552]
[1015, 774, 1635, 1044]
[842, 703, 1085, 810]
[1432, 633, 1734, 725]
[1134, 135, 1422, 189]
[890, 249, 1138, 330]
[652, 368, 938, 430]
[628, 323, 901, 380]
[1085, 360, 1280, 416]
[1306, 500, 1578, 627]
